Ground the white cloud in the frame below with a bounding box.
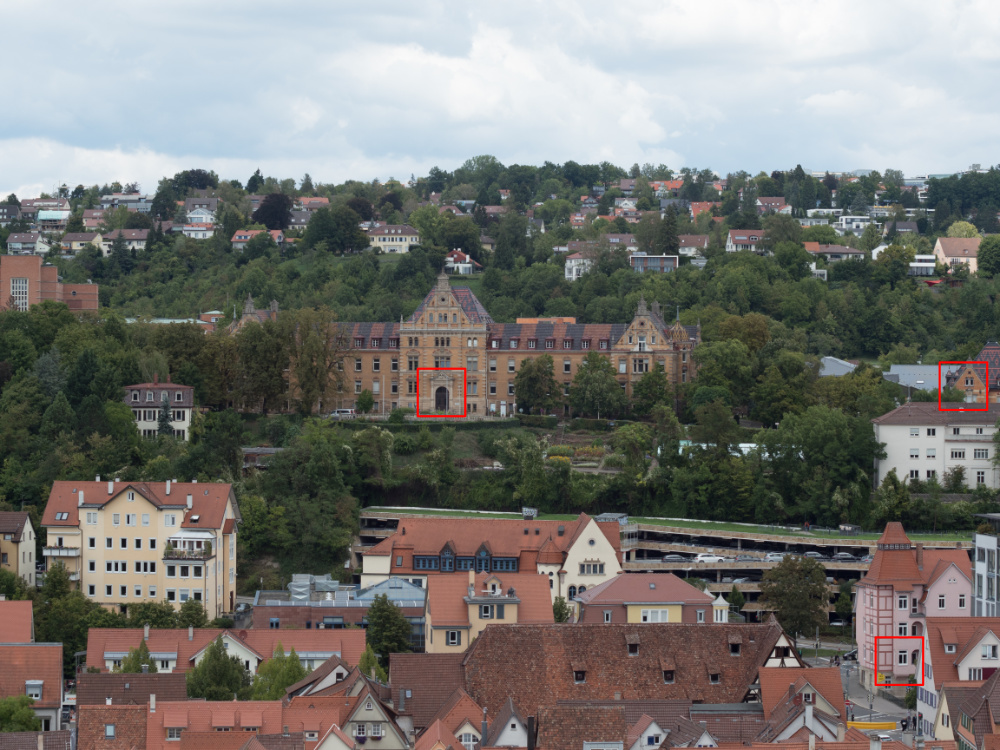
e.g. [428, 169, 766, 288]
[0, 0, 999, 193]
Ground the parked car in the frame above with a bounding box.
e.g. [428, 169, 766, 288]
[694, 553, 726, 563]
[861, 554, 874, 563]
[731, 577, 750, 584]
[764, 552, 786, 562]
[832, 552, 856, 561]
[735, 554, 757, 562]
[661, 554, 688, 562]
[830, 619, 846, 627]
[843, 649, 858, 661]
[803, 551, 825, 560]
[329, 408, 356, 419]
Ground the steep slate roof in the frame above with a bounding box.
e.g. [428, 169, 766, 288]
[536, 704, 626, 750]
[43, 480, 235, 530]
[85, 628, 365, 672]
[925, 618, 1000, 684]
[409, 282, 494, 325]
[858, 523, 971, 589]
[575, 573, 714, 607]
[76, 672, 188, 705]
[0, 644, 62, 709]
[389, 653, 466, 730]
[366, 513, 621, 566]
[463, 621, 786, 718]
[758, 667, 844, 720]
[0, 600, 34, 643]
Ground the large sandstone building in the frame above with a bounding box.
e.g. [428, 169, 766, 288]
[302, 273, 699, 416]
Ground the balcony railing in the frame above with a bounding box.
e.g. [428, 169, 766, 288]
[43, 547, 81, 557]
[162, 548, 214, 561]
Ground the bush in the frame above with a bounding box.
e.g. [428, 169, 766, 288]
[516, 414, 558, 429]
[547, 445, 575, 458]
[387, 407, 414, 424]
[546, 455, 572, 466]
[416, 425, 435, 450]
[602, 453, 625, 468]
[393, 434, 417, 455]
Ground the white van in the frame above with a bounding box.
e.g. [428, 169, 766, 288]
[330, 408, 356, 419]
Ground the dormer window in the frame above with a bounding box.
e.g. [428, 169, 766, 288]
[573, 670, 586, 684]
[175, 392, 182, 401]
[803, 693, 814, 704]
[663, 670, 674, 684]
[146, 392, 154, 402]
[509, 339, 519, 349]
[945, 644, 957, 654]
[730, 643, 740, 655]
[528, 339, 536, 349]
[709, 673, 720, 684]
[628, 644, 639, 656]
[131, 392, 139, 402]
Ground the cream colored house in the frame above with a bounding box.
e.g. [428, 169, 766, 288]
[42, 479, 240, 617]
[124, 375, 194, 440]
[0, 512, 36, 587]
[367, 225, 420, 253]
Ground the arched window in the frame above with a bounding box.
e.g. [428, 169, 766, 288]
[568, 585, 577, 599]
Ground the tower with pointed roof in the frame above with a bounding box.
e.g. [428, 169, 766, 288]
[854, 523, 972, 693]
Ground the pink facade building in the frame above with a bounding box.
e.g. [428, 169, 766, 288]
[855, 523, 972, 691]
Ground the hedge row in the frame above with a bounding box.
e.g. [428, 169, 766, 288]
[331, 419, 520, 433]
[515, 414, 559, 429]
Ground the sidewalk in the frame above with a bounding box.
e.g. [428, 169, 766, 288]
[842, 664, 907, 719]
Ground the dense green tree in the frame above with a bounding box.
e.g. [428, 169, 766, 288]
[178, 600, 209, 628]
[514, 355, 561, 414]
[759, 555, 829, 647]
[570, 352, 626, 418]
[728, 584, 745, 615]
[356, 389, 374, 414]
[553, 596, 571, 623]
[365, 594, 411, 670]
[158, 393, 173, 438]
[187, 637, 253, 700]
[0, 569, 28, 601]
[303, 206, 369, 254]
[947, 221, 980, 239]
[126, 601, 179, 629]
[117, 640, 158, 673]
[0, 696, 41, 732]
[251, 644, 308, 699]
[630, 363, 669, 416]
[978, 235, 1000, 277]
[358, 645, 387, 682]
[252, 193, 294, 230]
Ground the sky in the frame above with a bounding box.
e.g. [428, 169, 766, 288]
[1, 0, 997, 197]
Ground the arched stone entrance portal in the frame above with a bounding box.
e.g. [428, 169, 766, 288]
[435, 386, 448, 411]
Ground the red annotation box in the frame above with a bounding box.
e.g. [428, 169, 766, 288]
[415, 367, 467, 419]
[873, 636, 924, 687]
[938, 361, 988, 411]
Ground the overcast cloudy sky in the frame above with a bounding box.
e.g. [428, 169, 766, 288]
[1, 0, 996, 196]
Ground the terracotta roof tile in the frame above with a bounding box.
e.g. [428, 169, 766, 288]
[936, 238, 981, 258]
[0, 644, 62, 709]
[925, 618, 1000, 684]
[426, 688, 485, 737]
[536, 704, 626, 750]
[85, 629, 365, 673]
[389, 653, 466, 730]
[0, 600, 34, 643]
[416, 719, 464, 750]
[576, 573, 714, 607]
[78, 704, 147, 750]
[0, 511, 29, 540]
[77, 672, 189, 706]
[147, 701, 286, 750]
[758, 667, 844, 720]
[0, 731, 73, 750]
[462, 621, 785, 718]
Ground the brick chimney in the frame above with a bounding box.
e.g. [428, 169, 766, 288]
[153, 373, 158, 385]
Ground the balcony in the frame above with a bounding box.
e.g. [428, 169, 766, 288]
[43, 547, 80, 557]
[162, 547, 214, 561]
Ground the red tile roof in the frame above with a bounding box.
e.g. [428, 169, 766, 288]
[78, 704, 147, 750]
[43, 480, 234, 530]
[366, 513, 621, 572]
[147, 701, 285, 750]
[389, 653, 466, 730]
[0, 511, 30, 542]
[0, 600, 34, 643]
[536, 704, 626, 750]
[428, 573, 554, 628]
[462, 621, 787, 718]
[925, 618, 1000, 684]
[85, 629, 365, 673]
[575, 573, 714, 607]
[0, 644, 62, 708]
[425, 687, 485, 736]
[416, 719, 464, 750]
[0, 730, 73, 750]
[76, 672, 188, 705]
[758, 667, 844, 719]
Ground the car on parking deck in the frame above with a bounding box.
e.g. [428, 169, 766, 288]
[832, 552, 856, 561]
[803, 551, 825, 560]
[661, 554, 688, 562]
[764, 552, 786, 562]
[735, 554, 757, 562]
[694, 553, 726, 563]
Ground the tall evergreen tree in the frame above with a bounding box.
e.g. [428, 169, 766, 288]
[158, 393, 173, 437]
[186, 637, 253, 700]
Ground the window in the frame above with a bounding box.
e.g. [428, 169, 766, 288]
[927, 428, 936, 436]
[709, 673, 720, 684]
[105, 725, 116, 739]
[480, 604, 493, 619]
[150, 539, 157, 550]
[955, 426, 963, 434]
[372, 358, 380, 372]
[528, 339, 536, 349]
[951, 449, 965, 460]
[927, 449, 936, 458]
[106, 585, 112, 596]
[135, 538, 142, 550]
[446, 631, 461, 646]
[927, 470, 937, 479]
[697, 610, 705, 623]
[983, 644, 998, 660]
[628, 643, 639, 656]
[976, 449, 989, 460]
[112, 513, 120, 526]
[564, 360, 571, 374]
[910, 449, 919, 459]
[149, 586, 157, 598]
[355, 725, 366, 738]
[978, 427, 985, 435]
[89, 560, 96, 572]
[663, 670, 674, 684]
[910, 469, 920, 479]
[168, 728, 182, 740]
[970, 667, 984, 680]
[489, 359, 496, 372]
[142, 513, 150, 526]
[604, 610, 612, 623]
[960, 594, 967, 609]
[508, 359, 516, 373]
[898, 622, 908, 636]
[86, 512, 97, 524]
[574, 670, 586, 684]
[579, 563, 605, 575]
[120, 537, 127, 549]
[509, 339, 518, 349]
[460, 733, 476, 750]
[355, 381, 362, 394]
[978, 470, 987, 486]
[910, 427, 919, 437]
[88, 584, 95, 596]
[165, 515, 176, 527]
[88, 536, 96, 548]
[898, 651, 908, 665]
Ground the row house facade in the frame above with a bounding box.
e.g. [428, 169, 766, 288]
[854, 523, 972, 694]
[0, 511, 37, 587]
[872, 402, 1000, 489]
[41, 479, 240, 617]
[328, 273, 699, 416]
[124, 374, 194, 440]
